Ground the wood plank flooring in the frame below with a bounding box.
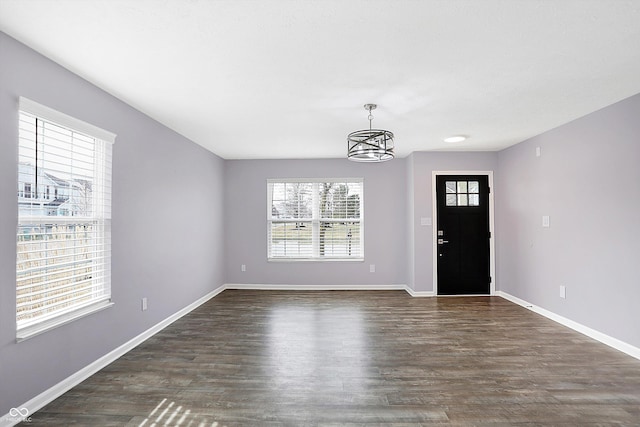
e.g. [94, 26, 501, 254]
[24, 290, 640, 425]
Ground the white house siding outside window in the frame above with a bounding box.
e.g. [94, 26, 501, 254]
[267, 179, 363, 260]
[16, 98, 115, 340]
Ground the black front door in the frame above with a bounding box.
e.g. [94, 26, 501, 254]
[436, 175, 490, 295]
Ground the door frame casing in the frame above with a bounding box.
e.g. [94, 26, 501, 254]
[432, 171, 495, 296]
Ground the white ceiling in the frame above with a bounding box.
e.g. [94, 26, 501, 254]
[1, 0, 640, 159]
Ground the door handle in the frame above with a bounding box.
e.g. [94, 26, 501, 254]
[438, 239, 449, 244]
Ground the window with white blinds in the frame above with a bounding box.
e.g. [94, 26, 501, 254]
[16, 97, 115, 340]
[267, 179, 363, 260]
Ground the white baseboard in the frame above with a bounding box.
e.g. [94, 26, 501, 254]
[404, 287, 435, 297]
[496, 290, 640, 361]
[226, 283, 438, 297]
[225, 283, 409, 292]
[1, 285, 225, 427]
[225, 283, 436, 297]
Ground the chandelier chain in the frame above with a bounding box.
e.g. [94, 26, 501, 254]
[367, 104, 374, 130]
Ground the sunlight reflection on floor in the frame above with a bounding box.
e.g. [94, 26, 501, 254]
[138, 398, 224, 427]
[267, 304, 369, 399]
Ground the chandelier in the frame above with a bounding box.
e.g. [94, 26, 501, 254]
[347, 104, 394, 162]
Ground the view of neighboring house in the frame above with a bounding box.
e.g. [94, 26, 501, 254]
[17, 162, 92, 218]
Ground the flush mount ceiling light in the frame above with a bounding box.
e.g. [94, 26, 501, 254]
[347, 104, 394, 162]
[444, 135, 468, 143]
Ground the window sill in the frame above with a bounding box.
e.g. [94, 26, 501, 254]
[268, 258, 364, 262]
[16, 300, 114, 342]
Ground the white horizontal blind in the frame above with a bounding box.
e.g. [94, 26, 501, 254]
[268, 179, 363, 260]
[17, 100, 113, 333]
[269, 182, 314, 258]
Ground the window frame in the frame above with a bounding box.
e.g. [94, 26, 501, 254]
[267, 178, 364, 262]
[16, 97, 116, 341]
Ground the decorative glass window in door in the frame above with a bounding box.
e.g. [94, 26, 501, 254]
[445, 180, 479, 206]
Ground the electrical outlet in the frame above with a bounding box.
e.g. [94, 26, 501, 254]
[559, 285, 566, 299]
[142, 297, 148, 311]
[241, 264, 246, 272]
[369, 264, 375, 273]
[542, 215, 550, 228]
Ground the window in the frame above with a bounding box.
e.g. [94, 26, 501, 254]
[267, 179, 363, 260]
[16, 98, 115, 340]
[24, 183, 32, 198]
[445, 180, 480, 206]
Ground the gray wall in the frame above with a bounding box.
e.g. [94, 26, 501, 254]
[224, 153, 499, 291]
[406, 154, 416, 290]
[0, 32, 225, 413]
[497, 93, 640, 349]
[224, 159, 408, 286]
[407, 151, 499, 292]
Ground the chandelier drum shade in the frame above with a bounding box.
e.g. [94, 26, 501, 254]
[347, 104, 394, 162]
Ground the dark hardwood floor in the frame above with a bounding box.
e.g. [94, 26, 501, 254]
[25, 290, 640, 426]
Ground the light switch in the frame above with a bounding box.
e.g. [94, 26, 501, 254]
[420, 217, 432, 226]
[536, 146, 541, 157]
